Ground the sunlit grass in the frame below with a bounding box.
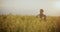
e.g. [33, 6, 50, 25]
[0, 14, 60, 32]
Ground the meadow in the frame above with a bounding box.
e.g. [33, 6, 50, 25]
[0, 14, 60, 32]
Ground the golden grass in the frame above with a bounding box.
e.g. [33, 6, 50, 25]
[0, 14, 60, 32]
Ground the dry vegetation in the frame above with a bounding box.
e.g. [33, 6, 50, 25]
[0, 14, 60, 32]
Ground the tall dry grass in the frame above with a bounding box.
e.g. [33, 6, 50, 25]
[0, 14, 60, 32]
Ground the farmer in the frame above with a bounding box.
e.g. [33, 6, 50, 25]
[40, 9, 46, 21]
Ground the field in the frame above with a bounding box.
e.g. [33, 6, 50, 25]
[0, 14, 60, 32]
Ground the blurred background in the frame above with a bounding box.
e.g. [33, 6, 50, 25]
[0, 0, 60, 16]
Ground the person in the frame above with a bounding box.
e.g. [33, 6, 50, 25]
[40, 9, 46, 21]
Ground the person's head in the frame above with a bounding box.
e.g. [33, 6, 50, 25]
[40, 9, 44, 12]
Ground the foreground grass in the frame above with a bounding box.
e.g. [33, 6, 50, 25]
[0, 14, 60, 32]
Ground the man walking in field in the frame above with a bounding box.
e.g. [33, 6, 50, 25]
[40, 9, 46, 21]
